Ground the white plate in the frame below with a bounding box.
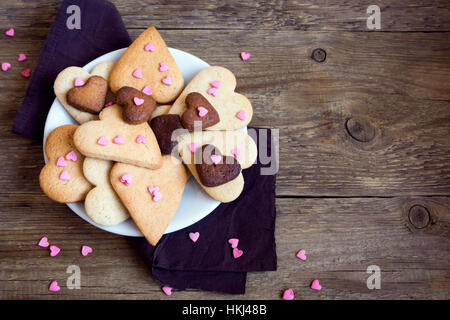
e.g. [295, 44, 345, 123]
[43, 48, 239, 237]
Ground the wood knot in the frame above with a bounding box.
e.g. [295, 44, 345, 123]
[408, 205, 431, 229]
[311, 48, 327, 63]
[345, 117, 376, 142]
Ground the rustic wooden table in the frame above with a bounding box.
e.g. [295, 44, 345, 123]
[0, 0, 449, 300]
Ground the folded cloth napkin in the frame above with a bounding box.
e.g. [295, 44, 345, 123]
[12, 0, 131, 140]
[134, 128, 277, 294]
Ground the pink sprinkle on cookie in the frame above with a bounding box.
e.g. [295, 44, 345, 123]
[97, 136, 108, 146]
[144, 42, 155, 52]
[162, 75, 172, 86]
[113, 135, 125, 145]
[105, 101, 113, 107]
[236, 110, 246, 121]
[81, 245, 93, 256]
[1, 62, 11, 71]
[189, 232, 200, 243]
[59, 170, 70, 181]
[148, 186, 162, 202]
[74, 77, 85, 87]
[189, 143, 199, 153]
[207, 87, 218, 97]
[148, 186, 159, 195]
[240, 51, 251, 61]
[5, 28, 14, 37]
[197, 106, 208, 117]
[296, 249, 307, 261]
[133, 97, 144, 106]
[49, 245, 61, 257]
[231, 148, 242, 159]
[17, 53, 27, 62]
[21, 68, 31, 78]
[49, 280, 60, 292]
[210, 80, 221, 88]
[311, 279, 322, 291]
[132, 68, 143, 79]
[142, 85, 152, 96]
[162, 286, 172, 296]
[211, 154, 221, 165]
[159, 62, 169, 72]
[228, 238, 239, 249]
[38, 237, 49, 248]
[233, 247, 243, 259]
[282, 288, 295, 300]
[65, 151, 77, 162]
[56, 156, 67, 167]
[120, 173, 132, 186]
[136, 134, 147, 144]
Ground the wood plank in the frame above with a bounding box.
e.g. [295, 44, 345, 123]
[0, 195, 448, 299]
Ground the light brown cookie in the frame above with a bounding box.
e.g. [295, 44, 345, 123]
[73, 104, 162, 169]
[109, 27, 184, 104]
[150, 104, 172, 120]
[40, 125, 92, 203]
[177, 130, 258, 202]
[54, 61, 116, 123]
[169, 66, 253, 130]
[110, 156, 189, 245]
[83, 158, 129, 226]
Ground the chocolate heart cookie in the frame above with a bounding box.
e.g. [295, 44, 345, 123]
[181, 92, 220, 131]
[195, 144, 241, 187]
[116, 86, 156, 124]
[66, 76, 108, 114]
[150, 114, 184, 154]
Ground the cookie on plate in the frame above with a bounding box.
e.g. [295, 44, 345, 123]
[110, 155, 189, 245]
[39, 125, 92, 203]
[109, 26, 184, 104]
[83, 158, 129, 226]
[73, 104, 162, 169]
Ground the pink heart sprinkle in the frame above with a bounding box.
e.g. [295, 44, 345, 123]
[144, 42, 155, 52]
[211, 154, 221, 165]
[159, 62, 169, 72]
[189, 143, 199, 153]
[282, 288, 295, 300]
[65, 150, 77, 162]
[162, 286, 172, 296]
[162, 75, 172, 86]
[136, 134, 147, 144]
[236, 110, 246, 121]
[148, 186, 160, 195]
[113, 135, 125, 145]
[5, 28, 14, 37]
[233, 247, 243, 259]
[240, 51, 251, 61]
[38, 236, 49, 248]
[210, 80, 221, 88]
[142, 85, 152, 96]
[197, 106, 208, 118]
[296, 249, 307, 261]
[120, 174, 132, 186]
[49, 245, 61, 257]
[49, 281, 60, 292]
[59, 170, 70, 181]
[17, 53, 27, 62]
[189, 232, 200, 243]
[231, 148, 242, 159]
[81, 245, 93, 256]
[228, 238, 239, 249]
[1, 62, 11, 71]
[311, 279, 322, 291]
[152, 191, 162, 202]
[133, 97, 144, 106]
[207, 87, 218, 97]
[56, 156, 67, 167]
[105, 101, 113, 107]
[73, 77, 85, 87]
[97, 136, 108, 146]
[21, 68, 31, 78]
[132, 68, 143, 79]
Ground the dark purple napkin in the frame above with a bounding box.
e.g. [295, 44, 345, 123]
[134, 128, 277, 294]
[12, 0, 131, 140]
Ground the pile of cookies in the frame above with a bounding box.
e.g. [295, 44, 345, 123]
[40, 27, 257, 245]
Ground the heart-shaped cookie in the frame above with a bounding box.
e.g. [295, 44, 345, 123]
[66, 76, 108, 114]
[116, 86, 156, 124]
[150, 114, 185, 155]
[169, 66, 253, 130]
[195, 144, 241, 187]
[181, 92, 220, 131]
